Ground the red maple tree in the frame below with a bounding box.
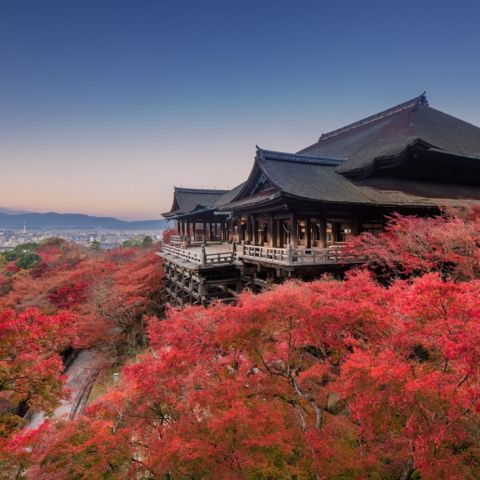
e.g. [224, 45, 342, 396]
[4, 212, 480, 479]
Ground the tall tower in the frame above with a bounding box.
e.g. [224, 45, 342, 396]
[23, 221, 27, 235]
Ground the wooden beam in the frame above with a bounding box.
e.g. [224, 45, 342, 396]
[290, 213, 298, 248]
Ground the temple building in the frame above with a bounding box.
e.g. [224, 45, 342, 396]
[162, 187, 231, 244]
[159, 94, 480, 306]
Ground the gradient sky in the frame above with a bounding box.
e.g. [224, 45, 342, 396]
[1, 0, 480, 219]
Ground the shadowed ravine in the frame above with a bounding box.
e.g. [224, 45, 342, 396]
[27, 349, 105, 430]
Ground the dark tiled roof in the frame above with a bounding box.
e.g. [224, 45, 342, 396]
[222, 192, 278, 210]
[221, 147, 480, 211]
[299, 94, 480, 175]
[163, 95, 480, 216]
[162, 187, 229, 217]
[258, 152, 368, 204]
[353, 176, 480, 202]
[214, 183, 246, 208]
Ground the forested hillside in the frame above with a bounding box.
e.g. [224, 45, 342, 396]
[0, 239, 164, 455]
[2, 211, 480, 479]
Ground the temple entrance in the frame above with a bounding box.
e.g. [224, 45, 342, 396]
[257, 217, 271, 246]
[297, 219, 307, 247]
[238, 217, 247, 243]
[311, 218, 325, 248]
[326, 221, 353, 245]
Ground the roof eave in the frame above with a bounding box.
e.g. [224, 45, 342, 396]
[225, 189, 441, 212]
[427, 147, 480, 162]
[219, 191, 284, 212]
[280, 191, 440, 210]
[338, 139, 437, 179]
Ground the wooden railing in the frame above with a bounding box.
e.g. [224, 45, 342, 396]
[163, 244, 202, 263]
[162, 244, 235, 267]
[204, 251, 236, 265]
[169, 234, 223, 247]
[162, 242, 362, 268]
[241, 245, 291, 262]
[170, 235, 182, 245]
[191, 234, 205, 245]
[241, 243, 362, 266]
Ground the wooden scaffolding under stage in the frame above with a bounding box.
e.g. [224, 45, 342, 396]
[158, 240, 366, 307]
[158, 243, 242, 307]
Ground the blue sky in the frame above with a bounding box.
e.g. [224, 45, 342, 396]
[1, 0, 480, 219]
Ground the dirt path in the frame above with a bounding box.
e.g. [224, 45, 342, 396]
[27, 349, 104, 429]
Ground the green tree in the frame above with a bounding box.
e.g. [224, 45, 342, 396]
[141, 235, 153, 248]
[16, 253, 40, 270]
[89, 240, 101, 251]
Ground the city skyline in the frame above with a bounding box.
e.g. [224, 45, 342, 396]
[2, 0, 480, 220]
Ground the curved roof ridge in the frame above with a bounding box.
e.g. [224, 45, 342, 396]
[173, 186, 230, 194]
[318, 93, 428, 142]
[257, 147, 344, 166]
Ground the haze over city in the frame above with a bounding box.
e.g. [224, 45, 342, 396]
[2, 0, 480, 219]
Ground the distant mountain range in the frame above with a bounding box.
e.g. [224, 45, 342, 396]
[0, 208, 33, 215]
[0, 210, 170, 231]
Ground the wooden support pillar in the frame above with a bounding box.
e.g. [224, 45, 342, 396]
[251, 215, 257, 245]
[290, 213, 298, 248]
[319, 218, 327, 248]
[306, 217, 312, 249]
[334, 223, 341, 243]
[199, 277, 207, 305]
[270, 216, 275, 247]
[287, 243, 294, 264]
[351, 216, 360, 236]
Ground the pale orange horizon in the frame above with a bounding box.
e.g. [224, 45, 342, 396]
[3, 101, 479, 220]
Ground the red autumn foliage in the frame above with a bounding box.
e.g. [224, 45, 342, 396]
[348, 207, 480, 280]
[162, 226, 177, 246]
[21, 266, 480, 479]
[0, 241, 164, 349]
[47, 281, 89, 308]
[5, 211, 480, 479]
[0, 240, 165, 476]
[0, 309, 73, 439]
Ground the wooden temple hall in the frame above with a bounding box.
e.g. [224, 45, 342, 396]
[159, 94, 480, 306]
